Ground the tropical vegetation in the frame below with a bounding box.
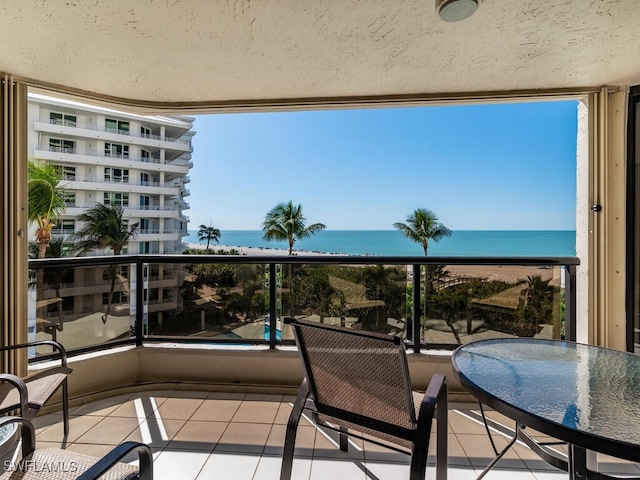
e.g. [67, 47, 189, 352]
[72, 203, 139, 323]
[262, 201, 326, 255]
[197, 223, 221, 252]
[27, 160, 67, 321]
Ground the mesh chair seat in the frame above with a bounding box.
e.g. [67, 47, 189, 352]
[0, 367, 72, 411]
[0, 341, 72, 437]
[0, 448, 138, 480]
[280, 319, 448, 480]
[316, 391, 426, 450]
[0, 416, 152, 480]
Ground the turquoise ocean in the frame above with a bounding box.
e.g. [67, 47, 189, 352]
[185, 230, 576, 257]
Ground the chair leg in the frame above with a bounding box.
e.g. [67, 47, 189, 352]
[62, 378, 70, 436]
[411, 373, 448, 480]
[280, 379, 310, 480]
[339, 425, 349, 452]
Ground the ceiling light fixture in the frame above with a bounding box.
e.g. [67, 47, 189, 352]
[436, 0, 478, 22]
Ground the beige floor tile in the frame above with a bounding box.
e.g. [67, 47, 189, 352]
[36, 413, 104, 443]
[152, 450, 211, 480]
[215, 422, 272, 454]
[74, 416, 141, 445]
[264, 423, 316, 457]
[32, 413, 63, 432]
[156, 396, 205, 420]
[167, 420, 228, 451]
[196, 452, 260, 480]
[449, 411, 492, 435]
[70, 395, 133, 416]
[232, 398, 281, 424]
[309, 457, 367, 479]
[457, 433, 528, 470]
[64, 442, 117, 459]
[312, 426, 364, 460]
[274, 401, 294, 424]
[427, 466, 478, 480]
[191, 397, 242, 422]
[109, 395, 160, 418]
[125, 418, 186, 449]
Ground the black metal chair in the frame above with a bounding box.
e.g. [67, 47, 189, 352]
[0, 416, 152, 480]
[0, 340, 72, 436]
[280, 319, 448, 480]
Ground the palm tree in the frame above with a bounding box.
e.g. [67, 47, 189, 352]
[72, 203, 139, 323]
[393, 208, 452, 256]
[198, 223, 221, 252]
[262, 201, 326, 255]
[393, 209, 456, 341]
[29, 238, 72, 339]
[28, 160, 67, 321]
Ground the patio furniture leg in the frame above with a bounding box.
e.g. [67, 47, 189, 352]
[280, 379, 310, 480]
[412, 373, 448, 480]
[339, 425, 348, 451]
[62, 377, 70, 436]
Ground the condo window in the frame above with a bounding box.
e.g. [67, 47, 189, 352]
[58, 165, 76, 180]
[104, 167, 129, 183]
[47, 296, 73, 315]
[104, 143, 129, 159]
[105, 118, 130, 134]
[64, 192, 76, 206]
[103, 192, 129, 207]
[103, 291, 127, 305]
[140, 126, 151, 138]
[51, 219, 75, 234]
[49, 112, 76, 127]
[49, 138, 75, 153]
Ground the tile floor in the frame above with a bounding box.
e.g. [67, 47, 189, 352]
[15, 390, 640, 479]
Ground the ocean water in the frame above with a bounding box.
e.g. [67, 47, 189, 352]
[185, 230, 576, 257]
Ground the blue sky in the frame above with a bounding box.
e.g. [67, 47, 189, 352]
[188, 101, 578, 231]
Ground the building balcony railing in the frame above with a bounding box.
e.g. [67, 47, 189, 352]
[28, 254, 579, 358]
[34, 145, 189, 169]
[40, 118, 192, 144]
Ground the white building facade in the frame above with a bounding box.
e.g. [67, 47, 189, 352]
[27, 93, 195, 343]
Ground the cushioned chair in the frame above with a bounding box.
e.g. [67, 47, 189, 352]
[280, 319, 448, 480]
[0, 416, 152, 480]
[0, 340, 72, 436]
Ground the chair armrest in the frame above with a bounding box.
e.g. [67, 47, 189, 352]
[76, 441, 153, 480]
[0, 416, 36, 458]
[0, 340, 68, 367]
[0, 373, 29, 415]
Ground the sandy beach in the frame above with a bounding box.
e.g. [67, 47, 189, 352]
[187, 244, 556, 284]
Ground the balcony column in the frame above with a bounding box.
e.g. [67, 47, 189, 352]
[0, 75, 28, 375]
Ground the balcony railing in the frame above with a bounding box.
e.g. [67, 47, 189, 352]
[35, 145, 182, 165]
[39, 118, 192, 144]
[28, 254, 579, 359]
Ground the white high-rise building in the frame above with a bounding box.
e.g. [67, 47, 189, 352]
[27, 92, 195, 343]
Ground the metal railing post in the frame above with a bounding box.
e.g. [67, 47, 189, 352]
[269, 263, 277, 349]
[564, 264, 577, 342]
[136, 259, 144, 347]
[412, 264, 421, 353]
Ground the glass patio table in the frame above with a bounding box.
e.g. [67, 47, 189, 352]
[452, 338, 640, 480]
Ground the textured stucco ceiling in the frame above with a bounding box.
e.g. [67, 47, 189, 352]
[2, 0, 640, 107]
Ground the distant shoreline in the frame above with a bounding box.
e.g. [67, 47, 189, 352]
[187, 243, 347, 256]
[186, 243, 559, 284]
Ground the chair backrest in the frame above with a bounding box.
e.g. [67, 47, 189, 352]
[291, 319, 416, 436]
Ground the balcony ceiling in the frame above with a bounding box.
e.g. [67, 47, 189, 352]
[2, 1, 640, 110]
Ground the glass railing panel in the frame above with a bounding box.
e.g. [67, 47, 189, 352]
[423, 264, 566, 345]
[28, 262, 134, 358]
[145, 261, 269, 341]
[282, 263, 409, 339]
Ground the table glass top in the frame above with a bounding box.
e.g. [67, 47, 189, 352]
[453, 339, 640, 446]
